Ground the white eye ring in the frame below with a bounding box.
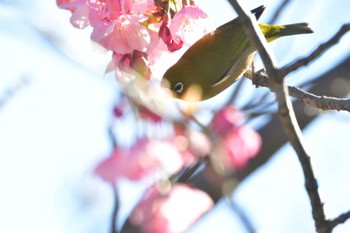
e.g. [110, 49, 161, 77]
[174, 82, 184, 94]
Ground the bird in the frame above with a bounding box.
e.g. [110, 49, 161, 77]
[161, 5, 313, 101]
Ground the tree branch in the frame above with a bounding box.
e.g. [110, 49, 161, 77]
[252, 69, 350, 112]
[329, 209, 350, 230]
[289, 86, 350, 112]
[235, 55, 350, 183]
[226, 198, 256, 233]
[227, 0, 328, 232]
[281, 23, 350, 76]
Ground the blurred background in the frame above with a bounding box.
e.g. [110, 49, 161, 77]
[1, 0, 350, 232]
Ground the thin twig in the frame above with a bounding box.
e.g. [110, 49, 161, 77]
[254, 70, 350, 112]
[268, 0, 291, 24]
[246, 111, 274, 120]
[241, 92, 273, 111]
[228, 1, 328, 232]
[281, 23, 350, 76]
[227, 1, 279, 81]
[252, 70, 350, 112]
[329, 209, 350, 230]
[288, 86, 350, 112]
[108, 125, 118, 148]
[226, 198, 256, 233]
[111, 184, 120, 233]
[226, 77, 245, 105]
[176, 158, 207, 183]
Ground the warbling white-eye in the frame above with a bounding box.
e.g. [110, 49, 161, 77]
[162, 5, 313, 101]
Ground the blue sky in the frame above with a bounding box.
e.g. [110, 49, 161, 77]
[1, 0, 350, 233]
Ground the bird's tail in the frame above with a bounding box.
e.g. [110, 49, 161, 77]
[260, 23, 313, 42]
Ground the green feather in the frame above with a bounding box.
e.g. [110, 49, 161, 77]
[162, 6, 313, 101]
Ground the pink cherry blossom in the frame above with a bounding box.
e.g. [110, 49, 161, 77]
[109, 51, 152, 82]
[91, 14, 151, 54]
[186, 128, 211, 157]
[57, 0, 90, 28]
[104, 0, 155, 19]
[213, 125, 262, 171]
[57, 0, 76, 10]
[132, 139, 185, 175]
[130, 184, 213, 233]
[130, 0, 155, 14]
[211, 106, 245, 136]
[169, 6, 210, 46]
[171, 134, 197, 166]
[105, 0, 122, 19]
[95, 139, 188, 182]
[87, 0, 107, 27]
[57, 0, 107, 28]
[94, 148, 133, 182]
[158, 16, 184, 52]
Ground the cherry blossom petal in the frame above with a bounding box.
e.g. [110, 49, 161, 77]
[95, 138, 189, 182]
[131, 0, 155, 14]
[211, 106, 245, 136]
[213, 126, 262, 171]
[187, 128, 211, 157]
[169, 6, 210, 46]
[70, 2, 90, 28]
[159, 19, 184, 52]
[57, 0, 76, 10]
[95, 146, 156, 182]
[57, 0, 90, 28]
[91, 15, 150, 54]
[135, 139, 184, 175]
[125, 20, 151, 52]
[88, 0, 107, 27]
[122, 77, 176, 119]
[94, 148, 130, 182]
[105, 0, 122, 19]
[131, 184, 214, 233]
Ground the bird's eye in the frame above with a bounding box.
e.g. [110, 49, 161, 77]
[174, 82, 184, 94]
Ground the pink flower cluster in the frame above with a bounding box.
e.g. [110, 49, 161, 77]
[95, 129, 210, 183]
[96, 103, 261, 182]
[95, 102, 260, 232]
[211, 106, 262, 171]
[58, 2, 263, 231]
[57, 0, 210, 80]
[130, 184, 213, 233]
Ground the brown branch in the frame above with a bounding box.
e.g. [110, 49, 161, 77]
[252, 70, 350, 112]
[227, 1, 279, 82]
[281, 23, 350, 76]
[235, 55, 350, 186]
[288, 86, 350, 112]
[228, 1, 328, 232]
[191, 55, 350, 200]
[329, 209, 350, 230]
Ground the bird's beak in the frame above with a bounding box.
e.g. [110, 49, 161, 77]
[181, 84, 203, 102]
